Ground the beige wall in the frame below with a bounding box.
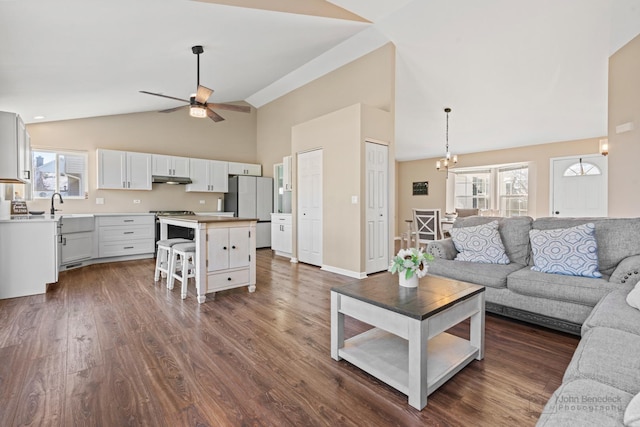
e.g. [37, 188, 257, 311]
[258, 44, 395, 274]
[609, 33, 640, 216]
[291, 104, 393, 274]
[397, 137, 604, 234]
[21, 107, 256, 214]
[256, 43, 395, 177]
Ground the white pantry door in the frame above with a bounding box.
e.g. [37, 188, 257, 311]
[365, 142, 389, 274]
[297, 149, 323, 266]
[551, 155, 608, 217]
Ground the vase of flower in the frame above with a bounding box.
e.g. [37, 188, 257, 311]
[388, 247, 434, 288]
[399, 273, 419, 288]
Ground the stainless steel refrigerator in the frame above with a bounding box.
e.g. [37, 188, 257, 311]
[225, 176, 273, 248]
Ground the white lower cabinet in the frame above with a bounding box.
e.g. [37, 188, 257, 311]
[97, 215, 155, 258]
[60, 231, 93, 265]
[271, 213, 292, 257]
[207, 226, 251, 292]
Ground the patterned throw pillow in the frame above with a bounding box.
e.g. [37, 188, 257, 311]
[450, 220, 510, 264]
[529, 223, 602, 278]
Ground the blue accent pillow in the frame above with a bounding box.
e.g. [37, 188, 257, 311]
[529, 223, 602, 278]
[450, 220, 510, 264]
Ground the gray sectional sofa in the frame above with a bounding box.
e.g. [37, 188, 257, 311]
[425, 216, 640, 426]
[426, 216, 640, 334]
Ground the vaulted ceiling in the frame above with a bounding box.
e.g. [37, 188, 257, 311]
[1, 0, 639, 160]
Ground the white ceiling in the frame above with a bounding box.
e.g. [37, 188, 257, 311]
[1, 0, 639, 161]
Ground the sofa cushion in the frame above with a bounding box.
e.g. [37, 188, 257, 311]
[563, 327, 640, 395]
[450, 220, 510, 264]
[453, 216, 533, 265]
[582, 290, 640, 336]
[530, 223, 602, 278]
[536, 379, 631, 427]
[625, 392, 640, 427]
[532, 217, 640, 276]
[428, 258, 524, 289]
[507, 268, 621, 306]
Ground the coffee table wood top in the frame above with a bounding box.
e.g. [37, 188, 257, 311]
[331, 274, 484, 321]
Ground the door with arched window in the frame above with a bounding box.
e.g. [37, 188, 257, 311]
[551, 154, 608, 217]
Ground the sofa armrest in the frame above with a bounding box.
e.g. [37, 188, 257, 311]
[426, 238, 457, 260]
[610, 254, 640, 287]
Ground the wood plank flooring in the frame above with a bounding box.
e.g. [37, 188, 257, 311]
[0, 250, 579, 426]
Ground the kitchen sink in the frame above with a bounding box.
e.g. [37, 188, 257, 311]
[59, 215, 95, 233]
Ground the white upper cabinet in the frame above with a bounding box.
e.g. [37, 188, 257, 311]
[151, 154, 190, 178]
[0, 111, 31, 183]
[186, 158, 229, 193]
[97, 149, 152, 190]
[228, 161, 261, 176]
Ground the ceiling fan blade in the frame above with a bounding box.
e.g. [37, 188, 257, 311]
[206, 103, 251, 113]
[139, 90, 190, 103]
[159, 105, 188, 113]
[195, 85, 213, 104]
[207, 108, 225, 122]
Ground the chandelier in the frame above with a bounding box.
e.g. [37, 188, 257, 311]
[435, 107, 458, 175]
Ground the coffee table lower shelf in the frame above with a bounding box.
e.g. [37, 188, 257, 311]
[339, 328, 479, 397]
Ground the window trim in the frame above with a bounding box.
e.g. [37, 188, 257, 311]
[31, 148, 88, 200]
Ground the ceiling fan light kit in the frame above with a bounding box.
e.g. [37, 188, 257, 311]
[139, 45, 250, 122]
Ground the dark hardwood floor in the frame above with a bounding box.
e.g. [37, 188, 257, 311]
[0, 250, 579, 426]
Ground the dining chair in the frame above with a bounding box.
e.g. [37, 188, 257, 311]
[412, 208, 444, 248]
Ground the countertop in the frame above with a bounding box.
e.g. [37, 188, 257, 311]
[0, 212, 155, 223]
[160, 215, 258, 224]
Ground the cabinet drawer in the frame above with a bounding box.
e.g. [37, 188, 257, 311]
[208, 269, 250, 290]
[271, 214, 292, 224]
[97, 215, 154, 227]
[99, 239, 155, 258]
[99, 225, 154, 242]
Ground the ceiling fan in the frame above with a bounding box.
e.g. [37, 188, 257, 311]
[139, 45, 250, 122]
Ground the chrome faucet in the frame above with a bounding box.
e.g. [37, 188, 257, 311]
[50, 192, 64, 215]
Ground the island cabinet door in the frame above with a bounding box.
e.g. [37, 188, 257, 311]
[228, 227, 250, 269]
[207, 226, 250, 271]
[208, 228, 230, 271]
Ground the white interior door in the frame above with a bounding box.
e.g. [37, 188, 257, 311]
[551, 155, 608, 217]
[297, 149, 323, 266]
[365, 142, 389, 274]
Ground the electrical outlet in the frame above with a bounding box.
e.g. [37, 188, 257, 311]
[199, 200, 205, 204]
[351, 196, 358, 204]
[133, 199, 141, 204]
[96, 198, 104, 205]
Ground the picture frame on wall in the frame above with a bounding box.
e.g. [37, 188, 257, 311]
[412, 181, 429, 196]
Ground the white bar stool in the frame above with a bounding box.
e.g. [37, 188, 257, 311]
[168, 242, 196, 299]
[154, 238, 192, 283]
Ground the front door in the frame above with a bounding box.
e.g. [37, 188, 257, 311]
[551, 154, 608, 217]
[297, 149, 323, 266]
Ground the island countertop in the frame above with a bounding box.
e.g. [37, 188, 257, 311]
[162, 215, 258, 223]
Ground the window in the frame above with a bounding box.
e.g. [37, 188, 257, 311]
[563, 161, 601, 177]
[32, 149, 88, 199]
[452, 163, 529, 217]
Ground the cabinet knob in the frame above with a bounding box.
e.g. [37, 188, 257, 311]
[223, 246, 227, 250]
[231, 245, 236, 249]
[227, 277, 232, 281]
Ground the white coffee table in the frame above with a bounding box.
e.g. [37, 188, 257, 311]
[331, 274, 485, 410]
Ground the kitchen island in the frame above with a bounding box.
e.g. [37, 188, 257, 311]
[159, 215, 257, 303]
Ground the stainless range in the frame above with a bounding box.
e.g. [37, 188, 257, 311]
[150, 210, 195, 246]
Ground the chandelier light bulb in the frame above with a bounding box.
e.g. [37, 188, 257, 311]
[436, 160, 441, 170]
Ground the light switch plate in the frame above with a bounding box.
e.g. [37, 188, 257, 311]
[133, 199, 141, 204]
[351, 196, 358, 204]
[95, 197, 104, 205]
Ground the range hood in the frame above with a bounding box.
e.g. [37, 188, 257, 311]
[151, 175, 193, 185]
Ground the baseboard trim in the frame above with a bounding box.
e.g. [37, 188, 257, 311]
[320, 265, 366, 279]
[486, 301, 582, 335]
